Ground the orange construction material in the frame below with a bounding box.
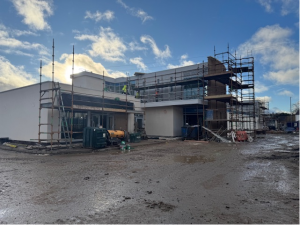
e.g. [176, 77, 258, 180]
[235, 131, 248, 142]
[108, 130, 125, 139]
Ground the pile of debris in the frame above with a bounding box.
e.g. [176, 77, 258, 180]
[202, 126, 253, 143]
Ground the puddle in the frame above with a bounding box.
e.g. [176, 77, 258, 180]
[35, 154, 50, 156]
[173, 155, 214, 164]
[0, 209, 7, 218]
[110, 151, 121, 155]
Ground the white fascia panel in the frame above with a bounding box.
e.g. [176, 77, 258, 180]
[143, 99, 207, 108]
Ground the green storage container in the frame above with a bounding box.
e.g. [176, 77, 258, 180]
[83, 127, 107, 149]
[92, 128, 107, 149]
[129, 133, 141, 143]
[83, 127, 93, 148]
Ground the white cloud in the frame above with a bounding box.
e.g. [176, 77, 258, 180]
[72, 29, 80, 34]
[256, 96, 272, 103]
[270, 106, 288, 113]
[0, 24, 38, 37]
[11, 0, 53, 30]
[0, 37, 44, 52]
[278, 89, 294, 96]
[258, 0, 273, 12]
[167, 54, 195, 69]
[41, 53, 126, 84]
[136, 9, 153, 23]
[280, 0, 299, 16]
[107, 70, 127, 78]
[13, 30, 37, 36]
[237, 24, 299, 85]
[255, 81, 269, 93]
[257, 0, 299, 16]
[130, 57, 147, 71]
[75, 27, 127, 62]
[84, 10, 114, 22]
[181, 54, 188, 60]
[0, 49, 34, 57]
[117, 0, 153, 23]
[0, 24, 49, 56]
[140, 35, 171, 61]
[264, 68, 299, 85]
[129, 41, 147, 51]
[42, 53, 111, 83]
[117, 0, 129, 9]
[0, 56, 37, 92]
[269, 105, 291, 114]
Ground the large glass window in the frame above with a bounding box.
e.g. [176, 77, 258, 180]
[73, 112, 87, 132]
[105, 82, 115, 92]
[61, 112, 87, 139]
[129, 80, 135, 95]
[105, 81, 129, 94]
[183, 84, 203, 99]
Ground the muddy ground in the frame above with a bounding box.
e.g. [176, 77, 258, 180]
[0, 134, 299, 224]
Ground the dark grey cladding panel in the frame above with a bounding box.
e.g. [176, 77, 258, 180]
[61, 93, 134, 110]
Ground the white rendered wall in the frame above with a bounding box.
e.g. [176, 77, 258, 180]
[145, 106, 183, 137]
[0, 80, 142, 141]
[0, 83, 51, 141]
[73, 75, 104, 91]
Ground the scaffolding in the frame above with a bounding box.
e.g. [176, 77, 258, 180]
[134, 64, 207, 140]
[203, 46, 256, 137]
[134, 65, 206, 103]
[258, 100, 269, 128]
[38, 42, 141, 147]
[133, 47, 257, 139]
[38, 42, 257, 144]
[62, 74, 141, 141]
[38, 39, 64, 148]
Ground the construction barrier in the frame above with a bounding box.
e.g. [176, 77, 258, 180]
[235, 131, 248, 142]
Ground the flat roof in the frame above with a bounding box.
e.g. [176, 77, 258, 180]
[1, 63, 210, 94]
[0, 81, 51, 94]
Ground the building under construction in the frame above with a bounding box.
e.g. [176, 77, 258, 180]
[0, 46, 268, 145]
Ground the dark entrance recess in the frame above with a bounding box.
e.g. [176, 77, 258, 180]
[183, 106, 203, 126]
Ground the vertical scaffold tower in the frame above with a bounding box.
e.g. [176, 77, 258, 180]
[203, 46, 256, 138]
[38, 40, 72, 148]
[38, 39, 61, 148]
[238, 55, 256, 136]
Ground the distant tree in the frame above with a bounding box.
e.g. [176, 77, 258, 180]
[292, 101, 299, 114]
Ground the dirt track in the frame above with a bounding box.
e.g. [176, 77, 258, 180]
[0, 134, 299, 224]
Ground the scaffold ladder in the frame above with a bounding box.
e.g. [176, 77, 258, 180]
[58, 84, 71, 146]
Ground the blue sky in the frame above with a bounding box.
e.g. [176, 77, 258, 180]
[0, 0, 299, 112]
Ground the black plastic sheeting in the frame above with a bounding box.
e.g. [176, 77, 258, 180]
[62, 93, 134, 110]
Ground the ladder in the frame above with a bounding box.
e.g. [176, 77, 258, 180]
[57, 83, 72, 146]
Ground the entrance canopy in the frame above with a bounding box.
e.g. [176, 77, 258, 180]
[142, 99, 207, 108]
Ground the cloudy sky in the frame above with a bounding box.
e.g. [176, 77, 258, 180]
[0, 0, 298, 112]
